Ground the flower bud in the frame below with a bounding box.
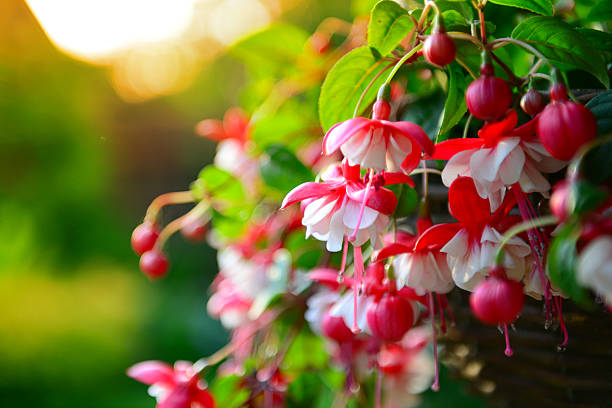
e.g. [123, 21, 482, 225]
[537, 83, 597, 161]
[423, 33, 456, 67]
[470, 269, 524, 325]
[181, 218, 208, 242]
[465, 61, 513, 121]
[139, 249, 169, 279]
[549, 180, 571, 221]
[366, 294, 415, 342]
[520, 88, 545, 116]
[131, 221, 159, 255]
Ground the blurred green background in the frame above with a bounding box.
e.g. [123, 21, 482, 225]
[0, 1, 356, 407]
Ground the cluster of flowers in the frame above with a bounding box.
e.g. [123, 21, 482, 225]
[125, 3, 611, 408]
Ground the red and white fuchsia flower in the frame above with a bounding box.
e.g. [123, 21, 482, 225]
[323, 100, 434, 173]
[432, 110, 565, 210]
[435, 177, 531, 290]
[127, 361, 215, 408]
[281, 161, 412, 251]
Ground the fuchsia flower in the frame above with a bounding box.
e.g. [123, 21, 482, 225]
[281, 161, 413, 251]
[127, 361, 215, 408]
[432, 110, 565, 210]
[323, 101, 434, 173]
[375, 228, 456, 296]
[434, 177, 531, 291]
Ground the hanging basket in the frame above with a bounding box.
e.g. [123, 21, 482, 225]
[441, 293, 612, 408]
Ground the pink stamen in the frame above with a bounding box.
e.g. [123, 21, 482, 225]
[512, 185, 551, 308]
[348, 169, 375, 242]
[436, 293, 447, 334]
[503, 324, 514, 357]
[443, 294, 456, 326]
[554, 296, 569, 350]
[352, 246, 365, 334]
[375, 369, 383, 408]
[338, 238, 349, 282]
[428, 292, 440, 391]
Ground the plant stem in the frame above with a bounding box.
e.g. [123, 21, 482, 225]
[462, 114, 473, 139]
[409, 168, 442, 176]
[478, 7, 487, 44]
[145, 191, 195, 222]
[494, 215, 557, 265]
[455, 56, 477, 79]
[446, 32, 483, 48]
[384, 44, 424, 86]
[490, 52, 522, 85]
[488, 38, 552, 68]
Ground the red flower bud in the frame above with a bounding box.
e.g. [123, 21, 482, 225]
[537, 84, 597, 161]
[140, 249, 169, 279]
[366, 294, 415, 342]
[131, 222, 159, 255]
[465, 65, 513, 121]
[321, 312, 354, 343]
[372, 100, 391, 121]
[520, 89, 545, 116]
[423, 33, 456, 67]
[470, 270, 524, 325]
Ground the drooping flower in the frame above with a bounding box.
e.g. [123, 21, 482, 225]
[127, 361, 215, 408]
[281, 161, 412, 251]
[433, 177, 531, 291]
[322, 103, 434, 173]
[432, 110, 566, 211]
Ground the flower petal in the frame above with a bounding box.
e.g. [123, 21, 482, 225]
[448, 177, 491, 225]
[281, 181, 343, 209]
[323, 117, 373, 155]
[478, 110, 518, 143]
[384, 121, 434, 156]
[127, 361, 176, 386]
[430, 139, 484, 160]
[414, 223, 462, 251]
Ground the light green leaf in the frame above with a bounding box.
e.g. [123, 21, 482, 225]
[511, 16, 609, 87]
[488, 0, 553, 15]
[368, 1, 415, 56]
[319, 47, 391, 131]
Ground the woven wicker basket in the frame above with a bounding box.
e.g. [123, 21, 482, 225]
[441, 292, 612, 408]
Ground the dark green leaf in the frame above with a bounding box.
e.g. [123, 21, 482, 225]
[488, 0, 553, 15]
[547, 223, 592, 306]
[389, 184, 418, 217]
[584, 90, 612, 183]
[575, 28, 612, 53]
[400, 90, 445, 137]
[368, 1, 415, 56]
[319, 47, 391, 131]
[511, 16, 609, 87]
[438, 63, 469, 140]
[586, 0, 612, 21]
[571, 180, 609, 216]
[260, 144, 314, 193]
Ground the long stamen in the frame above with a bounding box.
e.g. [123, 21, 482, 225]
[338, 238, 349, 283]
[348, 169, 375, 242]
[503, 324, 514, 357]
[436, 293, 447, 334]
[428, 292, 440, 391]
[352, 246, 365, 334]
[555, 296, 569, 350]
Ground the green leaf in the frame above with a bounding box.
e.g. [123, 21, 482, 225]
[586, 0, 612, 21]
[260, 144, 314, 193]
[389, 184, 418, 217]
[251, 112, 310, 151]
[547, 223, 591, 306]
[210, 375, 250, 408]
[400, 90, 446, 137]
[438, 63, 469, 140]
[319, 47, 391, 131]
[511, 16, 609, 87]
[571, 180, 609, 216]
[584, 90, 612, 184]
[437, 1, 473, 21]
[488, 0, 553, 15]
[575, 28, 612, 53]
[368, 1, 415, 56]
[283, 331, 328, 371]
[191, 165, 246, 206]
